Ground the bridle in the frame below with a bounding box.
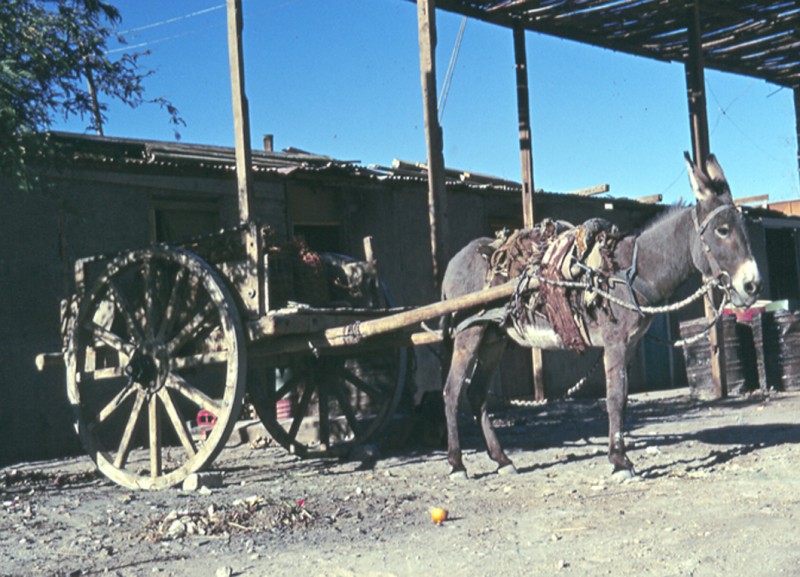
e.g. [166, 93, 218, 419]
[691, 202, 739, 293]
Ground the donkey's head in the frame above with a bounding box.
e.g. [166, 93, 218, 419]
[685, 152, 761, 307]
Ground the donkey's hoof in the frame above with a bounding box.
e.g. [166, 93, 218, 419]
[497, 464, 518, 476]
[611, 468, 636, 483]
[449, 470, 469, 482]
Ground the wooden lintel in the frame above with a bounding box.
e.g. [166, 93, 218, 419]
[569, 184, 610, 197]
[734, 194, 769, 206]
[636, 193, 663, 204]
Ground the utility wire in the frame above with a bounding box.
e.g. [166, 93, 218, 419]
[708, 81, 780, 162]
[438, 16, 467, 123]
[118, 4, 225, 35]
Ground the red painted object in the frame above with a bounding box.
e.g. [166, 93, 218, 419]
[197, 410, 217, 439]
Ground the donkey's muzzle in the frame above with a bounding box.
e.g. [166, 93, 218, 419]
[729, 259, 762, 307]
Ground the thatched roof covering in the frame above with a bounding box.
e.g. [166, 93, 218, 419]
[423, 1, 800, 89]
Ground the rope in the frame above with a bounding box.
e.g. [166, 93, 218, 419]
[512, 268, 729, 351]
[520, 270, 721, 316]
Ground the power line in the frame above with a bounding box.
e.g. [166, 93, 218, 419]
[118, 4, 225, 35]
[110, 0, 302, 55]
[439, 16, 467, 123]
[708, 81, 781, 162]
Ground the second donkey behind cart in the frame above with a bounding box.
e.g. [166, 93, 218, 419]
[440, 153, 762, 480]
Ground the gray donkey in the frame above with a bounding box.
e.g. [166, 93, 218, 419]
[440, 153, 762, 480]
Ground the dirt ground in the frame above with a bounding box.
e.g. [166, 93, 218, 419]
[3, 388, 800, 577]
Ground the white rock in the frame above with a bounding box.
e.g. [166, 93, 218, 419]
[182, 472, 223, 492]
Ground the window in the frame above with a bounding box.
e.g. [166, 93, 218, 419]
[151, 200, 220, 243]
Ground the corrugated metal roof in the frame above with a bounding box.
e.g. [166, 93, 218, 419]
[50, 131, 526, 191]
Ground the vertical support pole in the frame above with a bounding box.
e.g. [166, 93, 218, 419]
[513, 25, 545, 401]
[685, 1, 710, 164]
[685, 1, 726, 399]
[417, 0, 449, 293]
[227, 0, 254, 224]
[513, 25, 535, 229]
[794, 88, 800, 188]
[226, 0, 263, 316]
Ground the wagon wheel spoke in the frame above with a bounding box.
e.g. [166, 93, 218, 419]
[340, 365, 387, 403]
[92, 384, 137, 428]
[148, 395, 162, 478]
[171, 350, 231, 371]
[167, 302, 216, 356]
[157, 268, 188, 341]
[84, 321, 136, 357]
[288, 380, 315, 443]
[275, 371, 301, 401]
[317, 374, 331, 449]
[166, 372, 225, 416]
[330, 376, 361, 437]
[158, 389, 197, 458]
[79, 365, 128, 383]
[113, 391, 146, 469]
[106, 279, 145, 344]
[142, 258, 157, 340]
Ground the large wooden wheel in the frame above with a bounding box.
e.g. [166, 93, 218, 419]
[249, 344, 408, 459]
[66, 246, 247, 489]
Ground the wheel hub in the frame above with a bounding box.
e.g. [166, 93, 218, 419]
[125, 341, 168, 394]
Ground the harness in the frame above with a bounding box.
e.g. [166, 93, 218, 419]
[691, 203, 739, 287]
[617, 203, 738, 316]
[456, 206, 740, 350]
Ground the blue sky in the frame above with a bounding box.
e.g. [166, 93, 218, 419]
[54, 0, 800, 204]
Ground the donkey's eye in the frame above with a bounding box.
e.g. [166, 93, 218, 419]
[715, 225, 731, 238]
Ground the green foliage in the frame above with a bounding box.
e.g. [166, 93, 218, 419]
[0, 0, 185, 188]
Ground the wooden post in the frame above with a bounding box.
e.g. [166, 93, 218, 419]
[513, 25, 545, 401]
[685, 1, 726, 399]
[226, 0, 263, 316]
[227, 0, 254, 225]
[794, 88, 800, 188]
[685, 2, 710, 164]
[513, 25, 535, 230]
[417, 0, 449, 293]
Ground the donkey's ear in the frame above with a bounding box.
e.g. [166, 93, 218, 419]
[705, 154, 731, 196]
[684, 151, 710, 202]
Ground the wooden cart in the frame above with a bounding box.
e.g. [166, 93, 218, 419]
[37, 220, 520, 490]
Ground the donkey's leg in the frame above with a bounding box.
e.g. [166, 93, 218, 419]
[604, 344, 635, 476]
[443, 325, 485, 478]
[465, 328, 514, 473]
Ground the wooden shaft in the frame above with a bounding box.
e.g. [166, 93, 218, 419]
[35, 352, 65, 371]
[322, 279, 523, 347]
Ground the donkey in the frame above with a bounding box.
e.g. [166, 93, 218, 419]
[440, 153, 762, 480]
